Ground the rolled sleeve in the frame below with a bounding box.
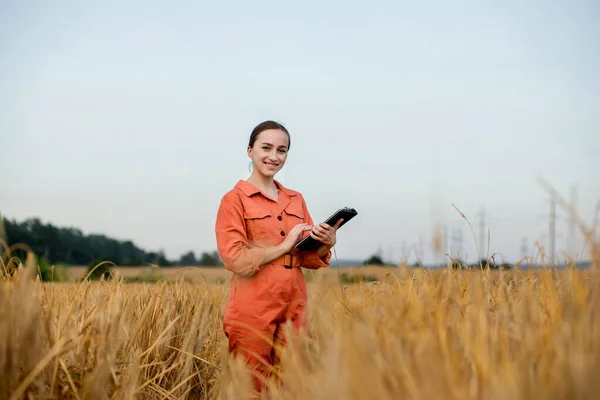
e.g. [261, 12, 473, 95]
[215, 193, 266, 276]
[299, 249, 331, 270]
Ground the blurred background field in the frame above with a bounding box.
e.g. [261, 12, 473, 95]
[62, 263, 593, 286]
[62, 264, 444, 285]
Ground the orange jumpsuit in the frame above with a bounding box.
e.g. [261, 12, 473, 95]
[215, 179, 331, 396]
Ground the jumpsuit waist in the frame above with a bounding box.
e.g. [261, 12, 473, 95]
[271, 252, 301, 269]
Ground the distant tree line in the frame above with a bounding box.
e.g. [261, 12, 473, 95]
[2, 216, 223, 267]
[361, 252, 513, 269]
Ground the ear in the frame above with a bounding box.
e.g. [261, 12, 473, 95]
[247, 146, 252, 158]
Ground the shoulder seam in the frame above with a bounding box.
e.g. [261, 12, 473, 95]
[222, 188, 242, 202]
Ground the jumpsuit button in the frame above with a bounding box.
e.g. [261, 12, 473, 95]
[280, 231, 285, 236]
[277, 216, 282, 221]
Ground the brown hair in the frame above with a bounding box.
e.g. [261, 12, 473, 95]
[248, 120, 290, 150]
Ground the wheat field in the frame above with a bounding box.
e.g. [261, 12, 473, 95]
[1, 257, 599, 400]
[2, 184, 599, 399]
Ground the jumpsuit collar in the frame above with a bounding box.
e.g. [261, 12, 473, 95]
[235, 179, 296, 209]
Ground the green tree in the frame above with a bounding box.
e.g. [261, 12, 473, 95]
[198, 251, 223, 267]
[3, 216, 173, 267]
[363, 254, 384, 266]
[146, 250, 172, 267]
[179, 251, 198, 266]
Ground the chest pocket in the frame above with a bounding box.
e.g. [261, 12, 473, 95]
[283, 204, 305, 224]
[243, 207, 273, 242]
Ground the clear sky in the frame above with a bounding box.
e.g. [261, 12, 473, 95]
[1, 0, 599, 265]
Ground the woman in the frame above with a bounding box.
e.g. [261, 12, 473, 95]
[215, 120, 342, 396]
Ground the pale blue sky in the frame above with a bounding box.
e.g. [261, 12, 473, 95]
[1, 0, 599, 265]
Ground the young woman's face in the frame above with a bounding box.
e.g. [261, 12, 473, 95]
[247, 129, 289, 178]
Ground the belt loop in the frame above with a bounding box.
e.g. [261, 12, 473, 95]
[284, 253, 292, 269]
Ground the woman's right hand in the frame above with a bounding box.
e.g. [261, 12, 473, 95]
[261, 223, 313, 267]
[281, 223, 312, 252]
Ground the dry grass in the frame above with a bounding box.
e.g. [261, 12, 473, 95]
[1, 183, 599, 399]
[1, 261, 599, 399]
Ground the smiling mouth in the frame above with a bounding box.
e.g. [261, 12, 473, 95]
[264, 162, 279, 167]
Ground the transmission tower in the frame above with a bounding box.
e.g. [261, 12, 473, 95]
[418, 235, 425, 265]
[520, 237, 528, 261]
[537, 192, 563, 267]
[451, 222, 464, 260]
[568, 184, 578, 259]
[442, 224, 450, 267]
[442, 224, 449, 252]
[0, 213, 5, 260]
[550, 197, 556, 267]
[477, 207, 487, 260]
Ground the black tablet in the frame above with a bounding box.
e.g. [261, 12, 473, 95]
[295, 207, 358, 251]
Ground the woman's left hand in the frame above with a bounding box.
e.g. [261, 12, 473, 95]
[310, 218, 343, 248]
